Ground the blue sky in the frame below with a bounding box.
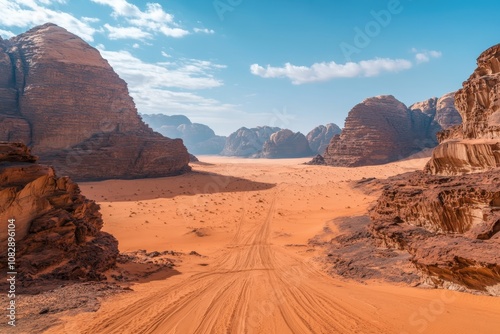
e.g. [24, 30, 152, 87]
[0, 0, 499, 136]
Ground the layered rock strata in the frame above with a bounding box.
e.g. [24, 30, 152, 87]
[0, 23, 189, 180]
[324, 94, 461, 167]
[0, 142, 118, 281]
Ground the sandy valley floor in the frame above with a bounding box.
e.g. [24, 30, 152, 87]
[44, 156, 500, 334]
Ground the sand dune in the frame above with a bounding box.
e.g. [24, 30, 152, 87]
[48, 156, 500, 334]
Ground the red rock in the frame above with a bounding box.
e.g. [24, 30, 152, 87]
[369, 171, 500, 294]
[426, 44, 500, 175]
[0, 142, 118, 281]
[324, 95, 438, 166]
[369, 44, 500, 294]
[0, 24, 189, 180]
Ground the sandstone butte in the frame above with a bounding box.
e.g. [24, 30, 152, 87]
[0, 23, 190, 181]
[370, 44, 500, 295]
[0, 142, 118, 282]
[323, 93, 462, 167]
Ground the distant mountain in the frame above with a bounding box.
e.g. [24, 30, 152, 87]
[306, 123, 341, 155]
[141, 114, 226, 155]
[221, 126, 281, 157]
[261, 129, 314, 158]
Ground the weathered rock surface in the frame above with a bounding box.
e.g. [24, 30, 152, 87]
[221, 126, 281, 157]
[0, 142, 118, 281]
[369, 45, 500, 295]
[369, 171, 500, 294]
[141, 114, 226, 155]
[426, 44, 500, 175]
[261, 129, 313, 158]
[0, 24, 189, 180]
[323, 93, 461, 167]
[425, 140, 500, 175]
[306, 123, 341, 155]
[324, 96, 438, 166]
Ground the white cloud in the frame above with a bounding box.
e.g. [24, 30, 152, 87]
[250, 58, 413, 84]
[97, 48, 225, 90]
[0, 0, 98, 41]
[103, 23, 152, 40]
[413, 49, 442, 64]
[90, 0, 189, 38]
[194, 28, 215, 34]
[82, 16, 100, 23]
[0, 28, 15, 39]
[161, 51, 172, 58]
[132, 43, 140, 49]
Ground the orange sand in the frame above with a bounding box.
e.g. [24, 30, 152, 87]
[48, 156, 500, 334]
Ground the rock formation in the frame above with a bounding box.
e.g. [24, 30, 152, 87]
[141, 114, 226, 155]
[426, 45, 500, 175]
[369, 44, 500, 295]
[261, 129, 314, 158]
[221, 126, 281, 157]
[306, 123, 341, 155]
[0, 23, 190, 180]
[323, 94, 461, 167]
[370, 171, 500, 294]
[0, 142, 118, 281]
[323, 96, 436, 166]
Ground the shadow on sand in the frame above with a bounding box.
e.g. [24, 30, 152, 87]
[79, 170, 277, 202]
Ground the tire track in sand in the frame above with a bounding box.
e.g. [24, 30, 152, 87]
[58, 186, 388, 334]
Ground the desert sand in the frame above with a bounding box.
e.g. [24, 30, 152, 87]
[47, 156, 500, 334]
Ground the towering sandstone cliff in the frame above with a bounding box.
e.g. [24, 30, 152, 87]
[370, 44, 500, 295]
[0, 24, 189, 180]
[0, 142, 118, 281]
[324, 95, 458, 167]
[426, 45, 500, 175]
[323, 94, 461, 167]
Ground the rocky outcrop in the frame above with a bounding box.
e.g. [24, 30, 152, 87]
[323, 95, 440, 166]
[221, 126, 280, 157]
[141, 114, 226, 155]
[369, 171, 500, 294]
[0, 23, 190, 180]
[306, 123, 341, 155]
[426, 44, 500, 175]
[304, 154, 326, 165]
[0, 142, 118, 281]
[369, 44, 500, 295]
[425, 140, 500, 175]
[260, 129, 313, 158]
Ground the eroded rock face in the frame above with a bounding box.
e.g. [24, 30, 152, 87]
[369, 44, 500, 295]
[261, 129, 313, 158]
[0, 24, 189, 180]
[369, 171, 500, 294]
[426, 44, 500, 175]
[221, 126, 281, 157]
[0, 142, 118, 281]
[456, 45, 500, 140]
[323, 95, 439, 166]
[306, 123, 341, 155]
